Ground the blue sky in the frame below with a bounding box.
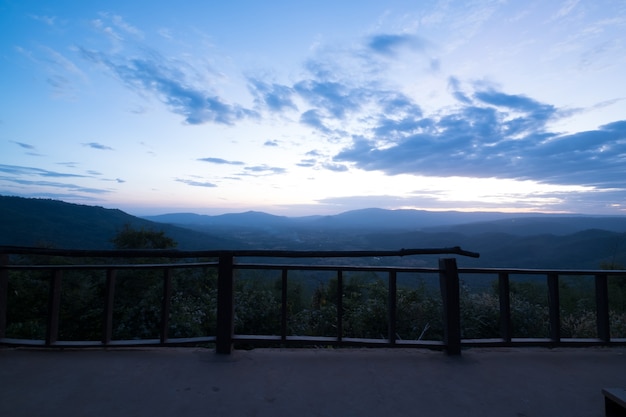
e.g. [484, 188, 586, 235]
[1, 0, 625, 216]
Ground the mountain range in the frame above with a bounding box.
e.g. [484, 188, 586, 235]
[1, 195, 626, 269]
[143, 208, 626, 236]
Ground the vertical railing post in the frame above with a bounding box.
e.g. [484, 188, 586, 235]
[0, 254, 8, 339]
[160, 268, 172, 344]
[46, 269, 62, 346]
[439, 258, 461, 355]
[498, 272, 512, 343]
[388, 271, 397, 345]
[595, 274, 610, 342]
[281, 268, 288, 344]
[337, 270, 343, 343]
[102, 268, 116, 345]
[547, 273, 560, 343]
[216, 253, 234, 354]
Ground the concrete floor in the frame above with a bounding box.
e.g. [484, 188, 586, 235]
[1, 346, 625, 417]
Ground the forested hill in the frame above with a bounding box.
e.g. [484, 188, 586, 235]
[0, 195, 240, 250]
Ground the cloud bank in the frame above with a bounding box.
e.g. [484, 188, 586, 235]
[75, 22, 626, 196]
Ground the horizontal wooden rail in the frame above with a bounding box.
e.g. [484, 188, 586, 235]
[0, 245, 480, 259]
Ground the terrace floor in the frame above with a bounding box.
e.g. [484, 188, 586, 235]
[1, 346, 625, 417]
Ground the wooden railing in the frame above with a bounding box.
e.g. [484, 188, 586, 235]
[1, 246, 625, 355]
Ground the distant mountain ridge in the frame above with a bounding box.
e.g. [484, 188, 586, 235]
[145, 208, 519, 230]
[142, 207, 626, 269]
[2, 195, 626, 269]
[144, 208, 626, 235]
[423, 215, 626, 236]
[145, 210, 318, 228]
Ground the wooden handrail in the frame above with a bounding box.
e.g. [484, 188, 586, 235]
[0, 246, 480, 259]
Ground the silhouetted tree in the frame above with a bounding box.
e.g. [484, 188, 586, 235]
[112, 224, 177, 249]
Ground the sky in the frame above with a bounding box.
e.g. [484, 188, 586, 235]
[1, 0, 626, 217]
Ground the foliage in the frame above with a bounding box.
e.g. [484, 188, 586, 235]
[460, 289, 501, 339]
[58, 270, 105, 340]
[508, 281, 550, 338]
[396, 284, 443, 340]
[5, 269, 49, 339]
[112, 224, 177, 250]
[234, 272, 281, 335]
[169, 268, 218, 338]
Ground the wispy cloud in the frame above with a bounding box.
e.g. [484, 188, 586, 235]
[0, 164, 87, 178]
[29, 14, 57, 26]
[42, 46, 85, 78]
[107, 13, 143, 38]
[294, 79, 365, 119]
[157, 28, 173, 40]
[10, 140, 42, 156]
[367, 33, 427, 56]
[297, 159, 316, 168]
[0, 164, 123, 197]
[248, 79, 297, 112]
[321, 162, 348, 172]
[242, 165, 287, 176]
[57, 162, 79, 168]
[0, 176, 110, 194]
[197, 157, 245, 165]
[552, 0, 580, 21]
[175, 178, 217, 187]
[15, 44, 86, 98]
[300, 109, 332, 134]
[90, 12, 143, 47]
[79, 47, 257, 125]
[11, 141, 36, 150]
[82, 142, 114, 150]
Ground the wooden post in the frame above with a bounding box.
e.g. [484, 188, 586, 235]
[498, 272, 512, 343]
[160, 268, 172, 344]
[46, 270, 62, 346]
[337, 270, 343, 343]
[388, 270, 397, 345]
[216, 254, 234, 354]
[439, 258, 461, 355]
[595, 274, 610, 342]
[547, 273, 560, 343]
[102, 269, 116, 345]
[0, 254, 8, 339]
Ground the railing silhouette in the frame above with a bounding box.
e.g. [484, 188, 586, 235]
[1, 246, 625, 355]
